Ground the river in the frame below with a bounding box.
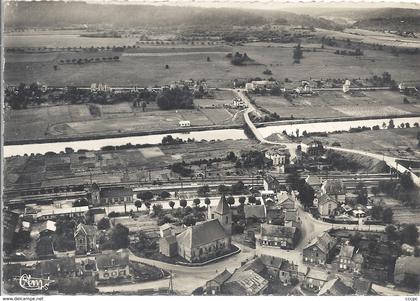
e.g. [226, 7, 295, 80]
[4, 116, 420, 157]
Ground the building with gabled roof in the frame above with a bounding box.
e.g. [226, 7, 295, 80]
[223, 269, 269, 295]
[303, 232, 337, 266]
[305, 175, 323, 190]
[338, 245, 355, 271]
[95, 250, 130, 281]
[244, 205, 266, 221]
[258, 224, 298, 249]
[205, 269, 232, 295]
[394, 256, 420, 287]
[176, 219, 231, 263]
[318, 277, 355, 296]
[302, 268, 330, 292]
[74, 223, 98, 254]
[317, 194, 339, 216]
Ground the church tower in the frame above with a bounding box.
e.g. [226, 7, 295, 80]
[208, 195, 232, 235]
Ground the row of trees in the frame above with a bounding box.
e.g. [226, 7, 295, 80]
[58, 56, 120, 65]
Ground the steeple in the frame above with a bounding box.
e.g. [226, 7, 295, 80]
[214, 194, 230, 215]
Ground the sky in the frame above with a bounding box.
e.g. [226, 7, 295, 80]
[79, 0, 420, 10]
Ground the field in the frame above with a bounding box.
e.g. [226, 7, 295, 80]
[4, 140, 264, 190]
[5, 36, 420, 87]
[4, 90, 238, 142]
[302, 128, 420, 160]
[253, 90, 420, 119]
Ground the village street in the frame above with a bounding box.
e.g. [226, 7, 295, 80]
[98, 242, 256, 294]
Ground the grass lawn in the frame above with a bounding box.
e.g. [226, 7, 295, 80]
[302, 128, 420, 160]
[5, 42, 420, 87]
[253, 91, 420, 120]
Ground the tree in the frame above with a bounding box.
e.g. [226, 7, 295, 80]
[231, 181, 245, 194]
[197, 185, 210, 196]
[286, 172, 300, 190]
[355, 182, 368, 205]
[206, 56, 211, 62]
[371, 186, 379, 197]
[109, 224, 129, 249]
[227, 196, 235, 207]
[169, 201, 175, 210]
[134, 200, 142, 211]
[385, 225, 399, 240]
[204, 198, 211, 208]
[238, 196, 246, 206]
[371, 205, 383, 220]
[382, 208, 393, 224]
[293, 43, 303, 63]
[152, 204, 163, 216]
[298, 182, 314, 208]
[193, 198, 201, 207]
[349, 232, 362, 249]
[97, 217, 110, 230]
[180, 199, 187, 209]
[401, 224, 419, 245]
[400, 171, 415, 191]
[248, 196, 256, 204]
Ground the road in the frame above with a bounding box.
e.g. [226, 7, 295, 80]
[98, 243, 256, 294]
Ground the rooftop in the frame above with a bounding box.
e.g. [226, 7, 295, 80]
[394, 256, 420, 276]
[176, 219, 228, 249]
[260, 224, 296, 239]
[96, 250, 129, 269]
[244, 205, 266, 219]
[100, 186, 133, 198]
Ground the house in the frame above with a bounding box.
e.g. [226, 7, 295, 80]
[258, 224, 298, 249]
[302, 268, 330, 292]
[207, 195, 232, 234]
[265, 205, 283, 225]
[263, 175, 283, 192]
[318, 277, 355, 296]
[257, 255, 299, 285]
[338, 245, 355, 271]
[278, 194, 295, 210]
[321, 179, 346, 203]
[74, 223, 98, 254]
[264, 148, 290, 166]
[205, 269, 232, 295]
[394, 256, 420, 286]
[159, 235, 178, 258]
[305, 175, 322, 190]
[306, 140, 324, 156]
[176, 219, 231, 263]
[244, 205, 266, 222]
[317, 194, 339, 216]
[353, 278, 373, 295]
[179, 120, 191, 127]
[95, 250, 130, 281]
[303, 232, 337, 266]
[98, 186, 133, 206]
[34, 257, 81, 278]
[160, 224, 174, 238]
[39, 220, 56, 236]
[222, 269, 269, 295]
[245, 80, 278, 92]
[284, 209, 299, 223]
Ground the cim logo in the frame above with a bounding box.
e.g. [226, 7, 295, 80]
[19, 274, 54, 291]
